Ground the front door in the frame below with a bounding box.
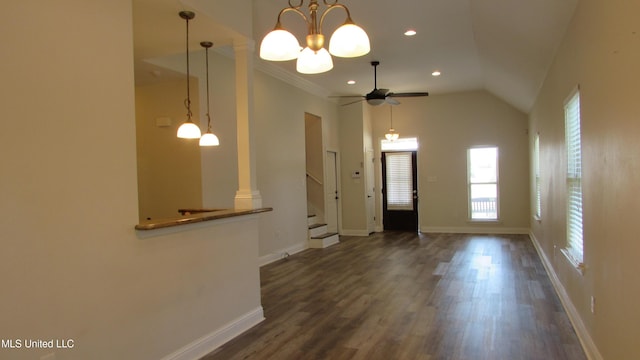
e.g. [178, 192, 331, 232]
[382, 151, 418, 231]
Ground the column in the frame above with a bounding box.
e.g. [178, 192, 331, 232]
[233, 38, 262, 209]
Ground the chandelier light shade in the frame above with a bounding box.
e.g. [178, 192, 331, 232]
[328, 22, 370, 57]
[297, 47, 333, 74]
[199, 41, 220, 147]
[385, 105, 399, 141]
[177, 11, 202, 139]
[259, 28, 300, 61]
[260, 0, 370, 74]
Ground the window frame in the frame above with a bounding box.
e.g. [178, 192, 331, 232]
[562, 87, 585, 273]
[534, 133, 541, 220]
[467, 146, 500, 221]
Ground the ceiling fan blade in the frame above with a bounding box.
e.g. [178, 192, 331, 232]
[377, 88, 390, 95]
[386, 92, 429, 97]
[385, 97, 400, 105]
[341, 98, 365, 106]
[329, 95, 366, 98]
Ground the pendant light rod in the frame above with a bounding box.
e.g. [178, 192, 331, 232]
[199, 41, 220, 147]
[180, 11, 195, 120]
[201, 41, 212, 131]
[177, 10, 201, 139]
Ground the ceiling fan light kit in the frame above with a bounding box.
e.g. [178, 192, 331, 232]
[260, 0, 370, 74]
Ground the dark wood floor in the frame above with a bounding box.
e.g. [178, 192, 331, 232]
[202, 232, 586, 360]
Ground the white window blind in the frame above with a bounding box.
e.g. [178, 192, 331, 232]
[385, 152, 413, 210]
[534, 134, 541, 219]
[564, 89, 584, 267]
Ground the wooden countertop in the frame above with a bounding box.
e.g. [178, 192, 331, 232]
[135, 208, 273, 230]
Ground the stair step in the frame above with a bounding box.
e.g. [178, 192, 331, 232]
[309, 232, 340, 249]
[310, 232, 338, 239]
[308, 223, 326, 230]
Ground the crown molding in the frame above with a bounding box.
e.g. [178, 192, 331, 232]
[214, 46, 332, 100]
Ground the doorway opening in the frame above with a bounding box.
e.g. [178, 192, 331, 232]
[381, 138, 419, 232]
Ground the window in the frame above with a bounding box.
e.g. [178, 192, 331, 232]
[467, 147, 498, 220]
[381, 137, 418, 151]
[534, 133, 541, 219]
[563, 89, 584, 269]
[385, 152, 414, 210]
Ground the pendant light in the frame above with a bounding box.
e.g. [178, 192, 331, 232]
[199, 41, 220, 147]
[260, 0, 370, 74]
[176, 11, 202, 139]
[385, 105, 399, 141]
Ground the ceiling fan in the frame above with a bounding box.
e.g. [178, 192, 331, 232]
[334, 61, 429, 106]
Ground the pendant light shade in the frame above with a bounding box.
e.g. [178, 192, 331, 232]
[296, 47, 333, 74]
[178, 121, 202, 139]
[199, 132, 220, 146]
[177, 11, 201, 139]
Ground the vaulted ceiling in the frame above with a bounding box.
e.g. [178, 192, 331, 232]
[134, 0, 579, 113]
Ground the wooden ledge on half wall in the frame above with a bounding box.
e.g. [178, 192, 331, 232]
[135, 208, 273, 230]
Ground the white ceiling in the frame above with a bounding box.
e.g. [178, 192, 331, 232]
[134, 0, 579, 113]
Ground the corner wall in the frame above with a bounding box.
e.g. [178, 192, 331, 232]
[529, 0, 640, 358]
[0, 2, 262, 359]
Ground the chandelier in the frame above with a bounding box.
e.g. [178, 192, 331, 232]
[259, 0, 370, 74]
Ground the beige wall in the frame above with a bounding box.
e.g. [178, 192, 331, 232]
[136, 79, 203, 221]
[253, 68, 339, 261]
[0, 1, 263, 359]
[529, 0, 640, 358]
[371, 92, 530, 233]
[338, 103, 370, 234]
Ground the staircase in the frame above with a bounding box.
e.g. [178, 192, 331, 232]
[307, 214, 339, 248]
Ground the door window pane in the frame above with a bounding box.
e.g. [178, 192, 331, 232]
[385, 152, 414, 210]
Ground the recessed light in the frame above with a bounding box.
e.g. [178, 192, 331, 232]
[404, 29, 417, 36]
[347, 80, 356, 85]
[432, 71, 441, 77]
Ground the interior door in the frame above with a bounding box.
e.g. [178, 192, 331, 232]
[365, 149, 376, 234]
[382, 151, 418, 231]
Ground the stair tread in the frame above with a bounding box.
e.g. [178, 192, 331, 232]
[311, 232, 339, 239]
[308, 223, 327, 229]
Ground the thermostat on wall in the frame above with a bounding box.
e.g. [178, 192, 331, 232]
[351, 171, 361, 179]
[155, 117, 172, 127]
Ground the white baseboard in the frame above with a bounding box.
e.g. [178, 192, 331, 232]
[420, 226, 529, 235]
[340, 229, 371, 236]
[161, 307, 264, 360]
[529, 232, 603, 360]
[258, 241, 308, 267]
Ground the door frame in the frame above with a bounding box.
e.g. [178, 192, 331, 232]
[325, 150, 341, 234]
[381, 150, 419, 231]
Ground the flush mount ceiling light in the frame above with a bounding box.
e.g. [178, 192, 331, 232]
[176, 11, 202, 139]
[260, 0, 370, 74]
[199, 41, 220, 147]
[385, 105, 399, 141]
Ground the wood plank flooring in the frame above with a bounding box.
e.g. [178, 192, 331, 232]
[202, 232, 586, 360]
